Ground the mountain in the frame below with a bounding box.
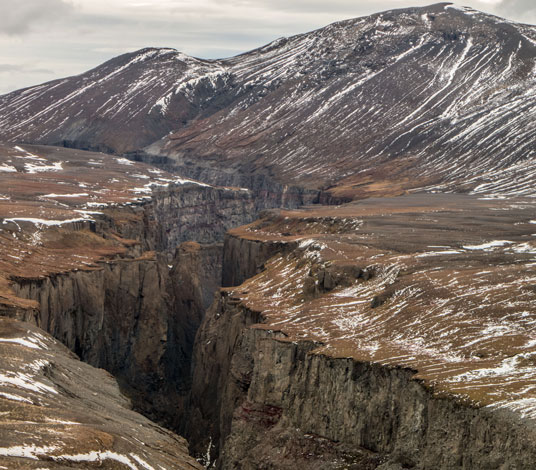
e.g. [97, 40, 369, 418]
[0, 48, 233, 154]
[2, 4, 536, 469]
[0, 3, 535, 199]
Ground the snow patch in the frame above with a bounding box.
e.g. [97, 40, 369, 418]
[24, 162, 63, 174]
[463, 240, 513, 250]
[2, 217, 92, 227]
[0, 164, 16, 173]
[115, 157, 134, 166]
[41, 193, 89, 198]
[0, 445, 58, 460]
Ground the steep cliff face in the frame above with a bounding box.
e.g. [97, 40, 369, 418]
[220, 313, 536, 469]
[104, 177, 317, 259]
[0, 133, 334, 470]
[187, 292, 263, 463]
[11, 255, 180, 417]
[172, 241, 224, 310]
[222, 233, 296, 287]
[0, 142, 317, 443]
[6, 240, 220, 433]
[147, 185, 256, 251]
[189, 194, 536, 469]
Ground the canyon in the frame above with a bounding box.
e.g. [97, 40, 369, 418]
[0, 2, 535, 469]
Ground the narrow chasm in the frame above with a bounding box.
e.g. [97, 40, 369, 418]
[4, 175, 536, 470]
[3, 180, 319, 467]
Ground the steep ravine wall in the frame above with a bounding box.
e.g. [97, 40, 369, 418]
[188, 237, 536, 470]
[3, 181, 310, 433]
[222, 233, 297, 287]
[11, 256, 183, 425]
[147, 185, 258, 252]
[104, 181, 315, 258]
[127, 151, 321, 207]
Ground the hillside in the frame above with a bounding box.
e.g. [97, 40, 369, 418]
[1, 3, 536, 469]
[0, 3, 535, 198]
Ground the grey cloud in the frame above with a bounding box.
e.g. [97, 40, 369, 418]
[496, 0, 536, 14]
[0, 0, 74, 35]
[495, 0, 536, 22]
[0, 64, 53, 74]
[229, 0, 382, 15]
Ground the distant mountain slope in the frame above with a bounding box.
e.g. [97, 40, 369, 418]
[0, 48, 232, 153]
[157, 3, 536, 196]
[0, 3, 535, 197]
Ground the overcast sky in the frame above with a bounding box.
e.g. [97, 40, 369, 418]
[0, 0, 534, 94]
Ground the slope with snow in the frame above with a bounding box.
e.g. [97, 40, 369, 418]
[0, 317, 202, 470]
[0, 49, 231, 153]
[229, 193, 536, 418]
[0, 3, 534, 199]
[160, 3, 536, 197]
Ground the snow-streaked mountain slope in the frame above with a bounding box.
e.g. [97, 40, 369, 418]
[0, 48, 231, 153]
[0, 3, 535, 197]
[158, 3, 536, 195]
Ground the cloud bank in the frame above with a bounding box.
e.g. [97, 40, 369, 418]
[0, 0, 74, 35]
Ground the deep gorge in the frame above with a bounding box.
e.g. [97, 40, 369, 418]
[0, 180, 323, 462]
[3, 180, 536, 470]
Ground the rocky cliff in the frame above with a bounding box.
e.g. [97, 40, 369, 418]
[192, 296, 536, 470]
[10, 254, 184, 422]
[1, 193, 264, 433]
[0, 143, 305, 444]
[189, 194, 536, 469]
[146, 183, 315, 255]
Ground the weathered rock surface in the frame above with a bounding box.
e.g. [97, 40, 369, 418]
[222, 231, 296, 288]
[189, 194, 536, 469]
[0, 316, 202, 470]
[11, 254, 182, 422]
[0, 143, 279, 445]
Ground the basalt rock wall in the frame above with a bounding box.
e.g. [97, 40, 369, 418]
[3, 181, 302, 432]
[188, 236, 536, 470]
[189, 292, 536, 470]
[222, 233, 297, 287]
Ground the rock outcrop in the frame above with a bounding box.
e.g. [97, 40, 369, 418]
[192, 295, 536, 470]
[11, 254, 185, 423]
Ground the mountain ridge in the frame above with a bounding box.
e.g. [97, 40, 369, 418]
[0, 3, 535, 199]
